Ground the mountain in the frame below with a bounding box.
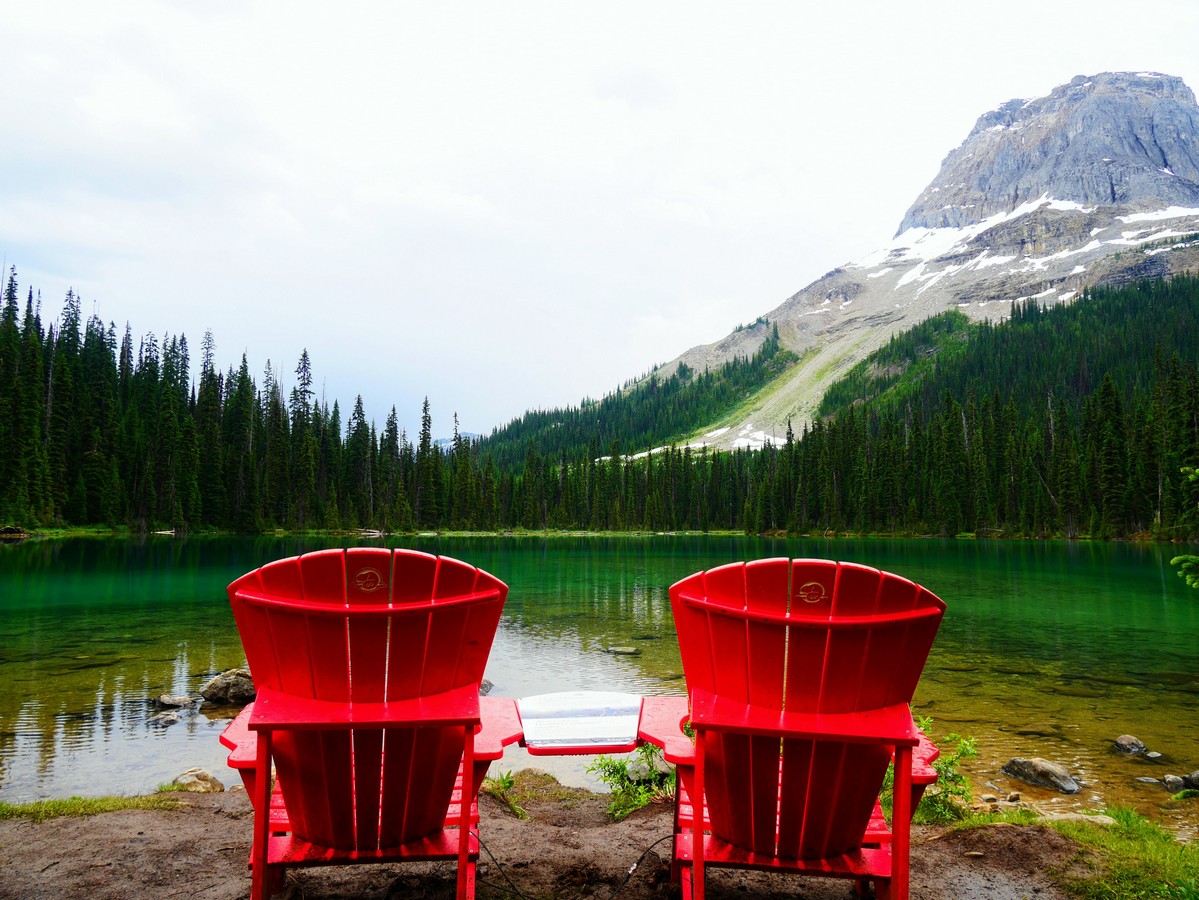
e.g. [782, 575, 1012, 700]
[663, 72, 1199, 451]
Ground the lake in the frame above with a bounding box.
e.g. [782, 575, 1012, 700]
[1, 535, 1196, 836]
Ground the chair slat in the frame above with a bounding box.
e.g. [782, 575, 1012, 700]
[433, 556, 480, 602]
[819, 629, 871, 714]
[775, 737, 814, 856]
[746, 620, 786, 708]
[298, 549, 348, 605]
[346, 548, 393, 605]
[702, 562, 746, 609]
[420, 603, 471, 695]
[708, 611, 749, 704]
[748, 734, 782, 856]
[258, 557, 303, 597]
[831, 562, 883, 617]
[744, 558, 789, 615]
[392, 550, 439, 605]
[378, 727, 418, 848]
[386, 608, 432, 700]
[671, 575, 714, 693]
[455, 597, 505, 688]
[352, 728, 385, 850]
[788, 560, 837, 618]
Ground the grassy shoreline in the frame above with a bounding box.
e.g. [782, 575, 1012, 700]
[2, 789, 1195, 898]
[9, 524, 1196, 544]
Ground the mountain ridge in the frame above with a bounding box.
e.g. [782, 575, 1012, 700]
[657, 71, 1199, 452]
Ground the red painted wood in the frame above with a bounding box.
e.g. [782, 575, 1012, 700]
[391, 550, 439, 605]
[701, 561, 746, 609]
[345, 547, 392, 605]
[224, 549, 510, 898]
[434, 555, 481, 601]
[297, 548, 347, 605]
[662, 557, 944, 900]
[744, 558, 789, 615]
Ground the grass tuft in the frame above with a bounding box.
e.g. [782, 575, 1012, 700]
[0, 795, 184, 823]
[1045, 807, 1199, 899]
[481, 770, 527, 820]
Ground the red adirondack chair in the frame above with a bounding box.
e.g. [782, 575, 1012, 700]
[639, 558, 946, 900]
[219, 548, 522, 900]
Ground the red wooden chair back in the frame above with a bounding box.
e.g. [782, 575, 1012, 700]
[670, 558, 944, 861]
[227, 548, 506, 851]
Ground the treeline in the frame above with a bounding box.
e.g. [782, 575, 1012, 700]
[478, 321, 793, 471]
[2, 265, 1198, 538]
[0, 269, 471, 532]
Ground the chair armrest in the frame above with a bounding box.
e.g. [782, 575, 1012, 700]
[223, 694, 517, 768]
[249, 685, 480, 731]
[690, 689, 920, 746]
[913, 730, 940, 785]
[219, 705, 257, 770]
[476, 697, 524, 761]
[637, 696, 695, 765]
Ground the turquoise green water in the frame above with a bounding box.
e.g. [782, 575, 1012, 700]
[0, 535, 1196, 835]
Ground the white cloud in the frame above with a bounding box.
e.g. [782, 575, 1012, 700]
[2, 0, 1198, 435]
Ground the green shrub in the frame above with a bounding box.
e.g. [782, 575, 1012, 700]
[587, 744, 676, 821]
[881, 716, 977, 825]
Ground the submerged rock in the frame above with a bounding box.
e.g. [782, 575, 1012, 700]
[607, 646, 641, 656]
[154, 694, 196, 709]
[148, 711, 181, 727]
[1164, 775, 1187, 793]
[1113, 734, 1147, 755]
[200, 668, 256, 705]
[1001, 757, 1081, 794]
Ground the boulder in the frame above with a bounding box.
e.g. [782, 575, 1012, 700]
[1113, 734, 1147, 755]
[154, 693, 196, 709]
[1185, 771, 1199, 789]
[200, 668, 256, 705]
[1163, 775, 1187, 793]
[170, 767, 224, 793]
[1001, 757, 1081, 794]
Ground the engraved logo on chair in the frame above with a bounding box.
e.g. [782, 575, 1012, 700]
[352, 567, 386, 593]
[796, 580, 827, 604]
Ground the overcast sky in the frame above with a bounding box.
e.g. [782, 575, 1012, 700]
[3, 2, 1198, 438]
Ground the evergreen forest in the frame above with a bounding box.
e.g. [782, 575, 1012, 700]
[1, 265, 1198, 539]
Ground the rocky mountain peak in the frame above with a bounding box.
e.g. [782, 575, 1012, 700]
[898, 72, 1199, 233]
[656, 72, 1199, 453]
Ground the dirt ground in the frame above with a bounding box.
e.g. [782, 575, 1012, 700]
[0, 772, 1086, 900]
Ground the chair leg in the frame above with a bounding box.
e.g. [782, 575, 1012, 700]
[251, 731, 274, 900]
[891, 746, 912, 900]
[456, 726, 476, 900]
[692, 736, 705, 900]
